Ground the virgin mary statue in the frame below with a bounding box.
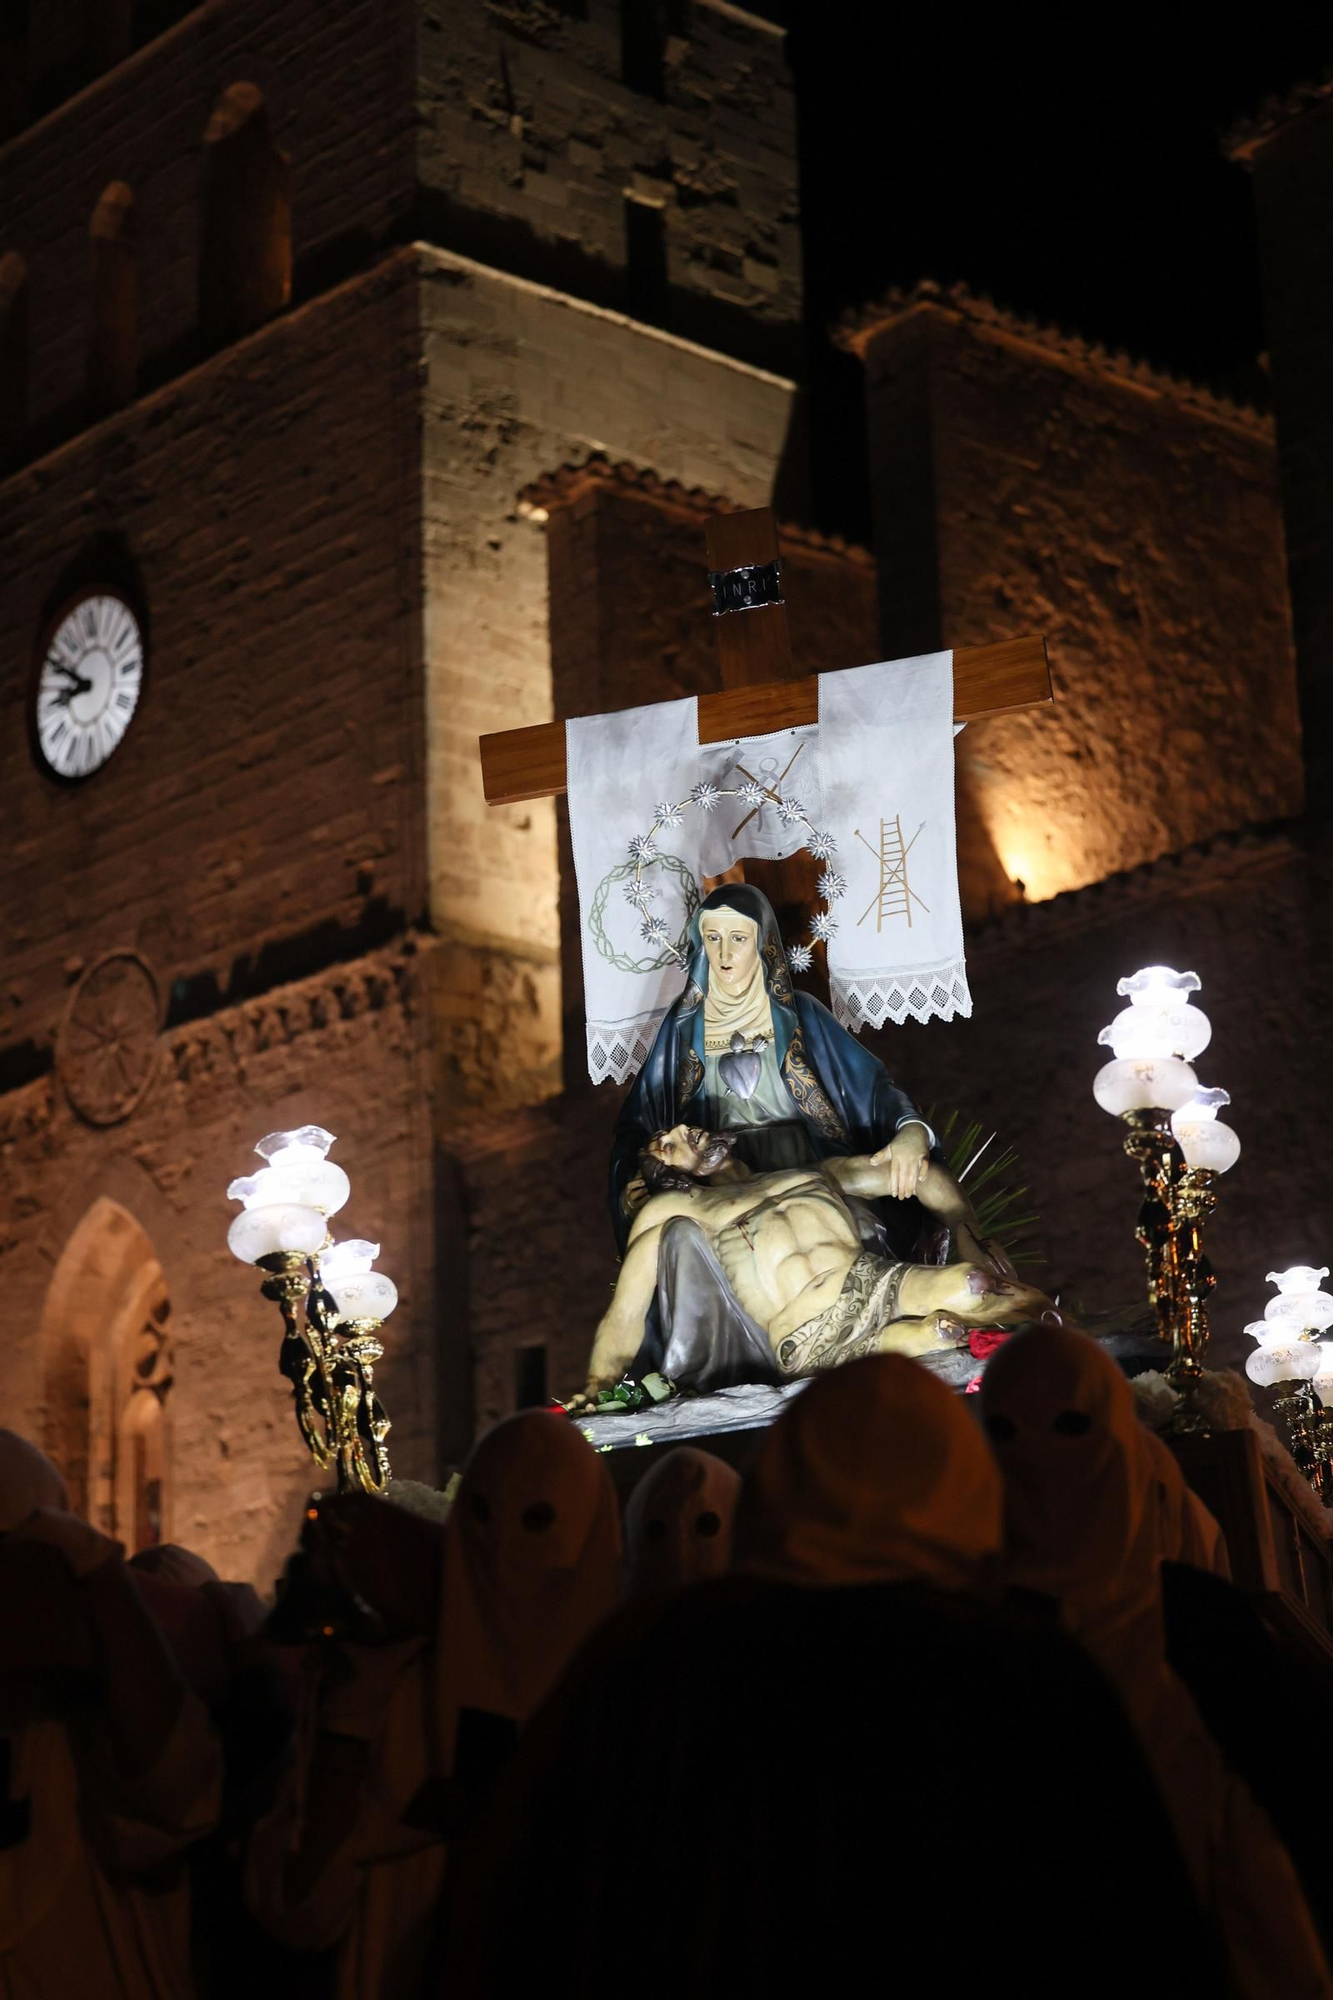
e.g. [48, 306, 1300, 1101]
[609, 885, 939, 1257]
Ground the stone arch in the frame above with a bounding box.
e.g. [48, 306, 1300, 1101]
[199, 82, 291, 347]
[0, 249, 28, 469]
[38, 1197, 173, 1549]
[89, 181, 136, 412]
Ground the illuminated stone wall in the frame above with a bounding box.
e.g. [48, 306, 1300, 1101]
[844, 288, 1300, 908]
[0, 257, 436, 1587]
[417, 247, 796, 1125]
[415, 0, 801, 374]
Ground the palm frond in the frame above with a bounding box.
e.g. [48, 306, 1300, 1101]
[926, 1105, 1043, 1268]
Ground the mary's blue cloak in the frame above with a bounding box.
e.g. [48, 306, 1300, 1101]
[609, 889, 939, 1258]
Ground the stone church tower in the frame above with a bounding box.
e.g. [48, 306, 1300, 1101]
[0, 0, 1314, 1586]
[0, 0, 802, 1582]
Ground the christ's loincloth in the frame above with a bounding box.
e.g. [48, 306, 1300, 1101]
[636, 1218, 909, 1395]
[774, 1251, 907, 1376]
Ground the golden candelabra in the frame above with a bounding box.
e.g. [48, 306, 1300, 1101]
[1270, 1368, 1333, 1504]
[258, 1249, 392, 1495]
[1094, 970, 1238, 1406]
[226, 1127, 396, 1496]
[1245, 1271, 1333, 1499]
[1121, 1116, 1219, 1391]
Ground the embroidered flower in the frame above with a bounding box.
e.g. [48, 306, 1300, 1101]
[624, 876, 656, 910]
[654, 800, 683, 829]
[817, 869, 847, 902]
[640, 915, 670, 946]
[810, 910, 838, 944]
[628, 833, 657, 864]
[776, 795, 805, 827]
[690, 781, 721, 813]
[739, 779, 766, 808]
[808, 829, 837, 860]
[787, 943, 814, 973]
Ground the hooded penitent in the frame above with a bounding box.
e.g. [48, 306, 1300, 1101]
[981, 1324, 1333, 2000]
[433, 1410, 622, 1773]
[0, 1430, 68, 1531]
[623, 1447, 740, 1598]
[443, 1354, 1225, 2000]
[609, 885, 934, 1255]
[734, 1354, 1002, 1590]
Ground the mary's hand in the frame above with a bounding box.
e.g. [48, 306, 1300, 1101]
[869, 1124, 930, 1199]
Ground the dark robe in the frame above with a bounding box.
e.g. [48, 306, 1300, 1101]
[609, 887, 939, 1257]
[442, 1575, 1222, 1999]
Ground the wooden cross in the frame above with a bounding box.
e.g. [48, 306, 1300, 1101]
[478, 506, 1052, 955]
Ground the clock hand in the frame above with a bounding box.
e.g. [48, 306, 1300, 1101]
[51, 671, 94, 698]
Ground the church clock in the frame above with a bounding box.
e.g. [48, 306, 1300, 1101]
[33, 590, 145, 780]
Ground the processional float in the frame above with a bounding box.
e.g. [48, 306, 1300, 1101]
[219, 504, 1329, 1500]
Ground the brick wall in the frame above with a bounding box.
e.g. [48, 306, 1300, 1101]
[415, 0, 800, 372]
[0, 255, 424, 1055]
[847, 292, 1300, 905]
[0, 256, 434, 1581]
[0, 0, 415, 436]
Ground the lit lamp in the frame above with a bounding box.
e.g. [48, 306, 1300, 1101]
[1093, 967, 1208, 1351]
[1245, 1267, 1333, 1499]
[226, 1127, 394, 1494]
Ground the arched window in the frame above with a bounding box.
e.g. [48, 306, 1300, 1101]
[39, 1197, 172, 1550]
[199, 83, 291, 347]
[89, 182, 136, 412]
[0, 250, 28, 469]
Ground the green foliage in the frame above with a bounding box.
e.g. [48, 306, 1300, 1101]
[928, 1107, 1041, 1268]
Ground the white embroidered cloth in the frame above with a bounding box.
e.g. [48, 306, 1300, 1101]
[567, 696, 704, 1086]
[819, 652, 972, 1030]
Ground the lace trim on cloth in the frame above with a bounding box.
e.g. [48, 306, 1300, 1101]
[831, 958, 973, 1032]
[586, 1009, 671, 1087]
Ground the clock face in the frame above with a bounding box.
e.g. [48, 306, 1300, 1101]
[35, 591, 144, 780]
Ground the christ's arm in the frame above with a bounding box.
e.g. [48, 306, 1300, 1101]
[565, 1221, 666, 1413]
[825, 1150, 974, 1229]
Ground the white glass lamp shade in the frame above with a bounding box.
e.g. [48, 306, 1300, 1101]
[1245, 1341, 1322, 1388]
[1317, 1345, 1333, 1384]
[227, 1202, 326, 1264]
[228, 1126, 349, 1217]
[1170, 1090, 1240, 1174]
[319, 1239, 381, 1286]
[1116, 967, 1203, 1004]
[323, 1270, 398, 1323]
[1098, 1002, 1212, 1063]
[1268, 1266, 1332, 1297]
[1093, 1057, 1199, 1117]
[1261, 1267, 1333, 1333]
[1244, 1318, 1296, 1352]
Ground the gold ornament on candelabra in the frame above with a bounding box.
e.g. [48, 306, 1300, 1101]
[1245, 1269, 1333, 1502]
[226, 1127, 396, 1494]
[1093, 968, 1240, 1398]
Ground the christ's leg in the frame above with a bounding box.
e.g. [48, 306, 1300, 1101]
[897, 1261, 1051, 1326]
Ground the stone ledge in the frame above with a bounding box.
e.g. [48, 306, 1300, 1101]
[834, 279, 1273, 439]
[1224, 70, 1333, 163]
[518, 451, 874, 566]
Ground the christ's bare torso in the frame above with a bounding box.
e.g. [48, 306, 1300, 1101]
[626, 1169, 862, 1341]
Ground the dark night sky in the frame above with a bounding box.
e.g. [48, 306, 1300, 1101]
[786, 0, 1332, 535]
